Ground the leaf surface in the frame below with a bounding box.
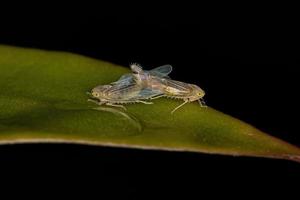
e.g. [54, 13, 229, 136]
[0, 45, 299, 162]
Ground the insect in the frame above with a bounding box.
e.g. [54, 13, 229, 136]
[87, 66, 167, 110]
[88, 63, 206, 113]
[88, 84, 160, 110]
[130, 64, 206, 114]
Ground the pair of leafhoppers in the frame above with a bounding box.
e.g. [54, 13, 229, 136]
[88, 64, 206, 114]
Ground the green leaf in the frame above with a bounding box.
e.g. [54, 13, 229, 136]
[0, 44, 299, 163]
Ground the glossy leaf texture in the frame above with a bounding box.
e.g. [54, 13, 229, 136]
[0, 45, 299, 163]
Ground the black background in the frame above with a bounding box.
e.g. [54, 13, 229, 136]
[0, 4, 299, 198]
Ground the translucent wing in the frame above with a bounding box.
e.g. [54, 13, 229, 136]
[134, 88, 163, 99]
[148, 65, 172, 77]
[109, 79, 139, 95]
[111, 73, 134, 85]
[162, 79, 191, 94]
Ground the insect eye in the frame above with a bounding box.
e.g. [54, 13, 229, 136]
[198, 92, 202, 96]
[92, 92, 99, 97]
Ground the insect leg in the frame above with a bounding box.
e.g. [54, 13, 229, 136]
[87, 98, 99, 104]
[135, 100, 153, 104]
[198, 99, 207, 107]
[88, 98, 108, 106]
[150, 94, 166, 100]
[105, 102, 127, 110]
[171, 100, 189, 114]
